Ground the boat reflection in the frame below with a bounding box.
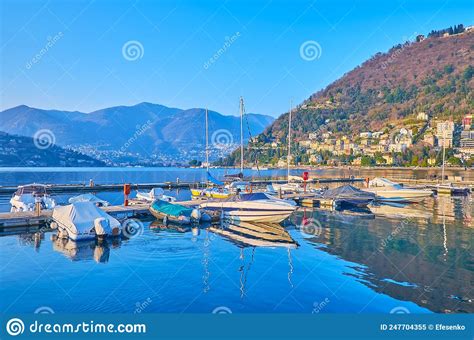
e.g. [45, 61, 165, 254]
[292, 200, 474, 313]
[51, 235, 120, 263]
[209, 220, 298, 249]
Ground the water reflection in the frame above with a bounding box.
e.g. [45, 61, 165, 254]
[293, 197, 474, 313]
[51, 236, 121, 263]
[210, 220, 298, 249]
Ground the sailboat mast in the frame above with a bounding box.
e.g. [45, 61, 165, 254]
[205, 108, 209, 172]
[441, 122, 446, 184]
[240, 97, 244, 174]
[288, 100, 292, 183]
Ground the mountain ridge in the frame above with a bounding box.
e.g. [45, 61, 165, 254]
[0, 102, 274, 165]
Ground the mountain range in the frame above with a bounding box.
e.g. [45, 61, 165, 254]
[0, 103, 274, 165]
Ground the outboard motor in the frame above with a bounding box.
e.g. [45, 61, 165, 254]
[190, 208, 201, 222]
[94, 217, 111, 237]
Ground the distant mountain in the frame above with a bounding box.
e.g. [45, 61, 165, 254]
[266, 27, 474, 141]
[0, 103, 274, 165]
[219, 25, 474, 166]
[0, 131, 106, 167]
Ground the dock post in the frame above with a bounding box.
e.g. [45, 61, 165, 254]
[34, 197, 42, 217]
[123, 184, 131, 206]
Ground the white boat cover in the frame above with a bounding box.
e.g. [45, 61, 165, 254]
[68, 193, 109, 206]
[52, 202, 121, 240]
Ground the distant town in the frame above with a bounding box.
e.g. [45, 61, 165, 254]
[247, 113, 474, 168]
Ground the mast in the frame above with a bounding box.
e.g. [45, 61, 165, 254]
[441, 122, 446, 185]
[205, 108, 209, 173]
[287, 100, 292, 183]
[240, 97, 244, 174]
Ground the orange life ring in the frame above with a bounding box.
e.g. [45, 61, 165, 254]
[245, 185, 252, 193]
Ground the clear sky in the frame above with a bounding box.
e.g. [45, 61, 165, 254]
[1, 0, 473, 117]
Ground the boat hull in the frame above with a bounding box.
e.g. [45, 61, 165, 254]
[364, 189, 433, 203]
[224, 210, 293, 223]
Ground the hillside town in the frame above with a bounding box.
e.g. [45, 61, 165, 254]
[256, 114, 474, 168]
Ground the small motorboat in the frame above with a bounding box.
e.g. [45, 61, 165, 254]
[199, 192, 297, 223]
[364, 178, 433, 203]
[136, 187, 176, 202]
[51, 202, 122, 241]
[270, 182, 304, 193]
[149, 199, 211, 225]
[190, 187, 212, 197]
[68, 193, 109, 207]
[10, 183, 56, 212]
[208, 187, 232, 199]
[320, 185, 375, 208]
[435, 184, 471, 196]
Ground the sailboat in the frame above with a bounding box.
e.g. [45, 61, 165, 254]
[190, 108, 231, 198]
[224, 97, 246, 182]
[271, 101, 304, 193]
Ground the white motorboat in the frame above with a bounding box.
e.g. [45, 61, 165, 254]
[136, 187, 176, 202]
[364, 178, 432, 203]
[270, 182, 304, 193]
[51, 202, 122, 241]
[199, 192, 297, 223]
[69, 193, 109, 207]
[10, 184, 56, 212]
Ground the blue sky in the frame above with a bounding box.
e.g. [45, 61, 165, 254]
[1, 0, 473, 117]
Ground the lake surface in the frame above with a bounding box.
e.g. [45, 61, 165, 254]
[0, 168, 472, 314]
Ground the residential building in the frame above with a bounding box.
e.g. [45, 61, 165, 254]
[436, 121, 454, 148]
[417, 112, 429, 121]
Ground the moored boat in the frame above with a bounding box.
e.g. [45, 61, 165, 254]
[10, 183, 56, 212]
[364, 177, 433, 203]
[136, 187, 176, 202]
[149, 199, 210, 225]
[69, 193, 110, 207]
[321, 185, 375, 208]
[52, 202, 122, 241]
[199, 192, 297, 223]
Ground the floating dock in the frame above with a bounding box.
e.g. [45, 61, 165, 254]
[0, 177, 364, 195]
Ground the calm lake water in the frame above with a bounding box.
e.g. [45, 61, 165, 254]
[0, 168, 472, 314]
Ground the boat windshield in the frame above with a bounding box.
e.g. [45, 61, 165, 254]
[239, 193, 271, 201]
[17, 185, 47, 195]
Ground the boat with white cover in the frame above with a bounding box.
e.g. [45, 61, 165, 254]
[10, 183, 56, 212]
[52, 202, 122, 241]
[364, 178, 433, 203]
[136, 187, 176, 202]
[69, 193, 110, 207]
[199, 192, 297, 223]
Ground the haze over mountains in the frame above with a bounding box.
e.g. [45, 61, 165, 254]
[0, 103, 274, 166]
